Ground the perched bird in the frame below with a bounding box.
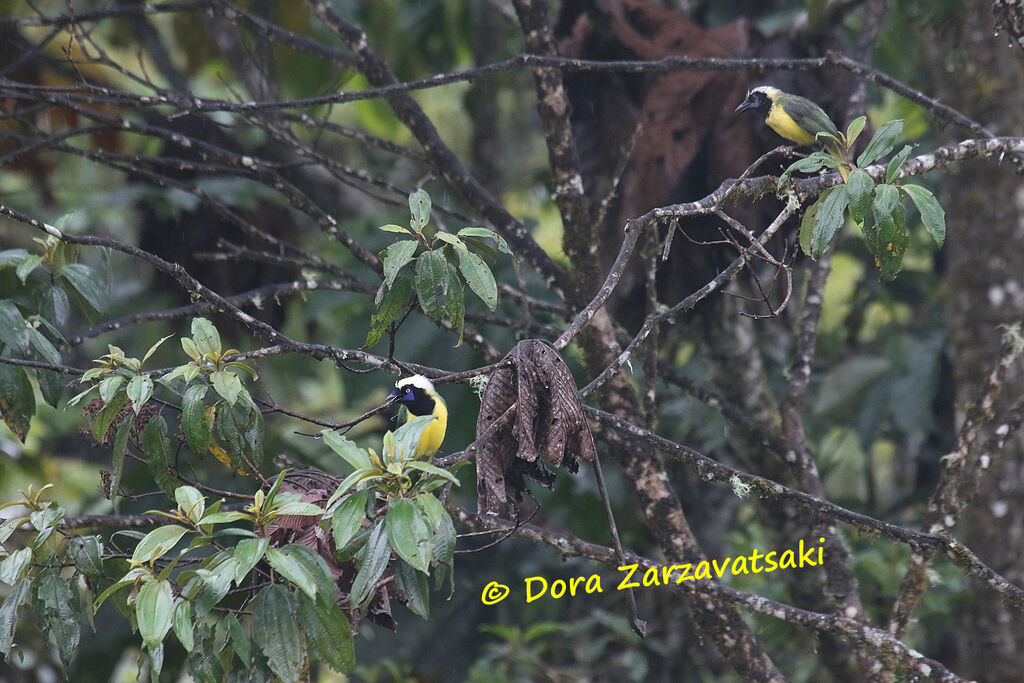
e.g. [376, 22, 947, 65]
[735, 86, 844, 156]
[386, 375, 448, 458]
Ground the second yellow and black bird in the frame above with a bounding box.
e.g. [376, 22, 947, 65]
[736, 86, 848, 175]
[386, 375, 448, 458]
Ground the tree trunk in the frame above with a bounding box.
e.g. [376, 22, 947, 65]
[939, 2, 1024, 679]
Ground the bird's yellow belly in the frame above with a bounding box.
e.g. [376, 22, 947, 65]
[766, 107, 816, 145]
[410, 404, 447, 457]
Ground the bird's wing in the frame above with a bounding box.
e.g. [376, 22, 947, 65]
[777, 94, 840, 138]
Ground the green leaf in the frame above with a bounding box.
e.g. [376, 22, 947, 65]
[404, 459, 460, 484]
[239, 396, 264, 468]
[274, 501, 325, 517]
[111, 419, 131, 507]
[901, 183, 947, 247]
[800, 196, 821, 256]
[408, 188, 432, 232]
[266, 547, 320, 600]
[175, 486, 206, 523]
[140, 416, 177, 496]
[180, 337, 202, 362]
[392, 414, 438, 462]
[36, 285, 70, 327]
[0, 578, 31, 657]
[394, 559, 430, 619]
[30, 505, 63, 548]
[0, 301, 31, 354]
[382, 429, 396, 464]
[181, 384, 210, 454]
[136, 579, 174, 649]
[0, 547, 32, 585]
[126, 374, 154, 414]
[331, 490, 369, 550]
[0, 516, 27, 546]
[0, 249, 29, 269]
[251, 585, 304, 683]
[350, 522, 391, 609]
[193, 564, 233, 615]
[210, 370, 243, 405]
[215, 398, 263, 471]
[886, 145, 913, 183]
[379, 223, 414, 234]
[26, 328, 63, 408]
[225, 612, 251, 666]
[322, 430, 371, 471]
[457, 227, 512, 255]
[865, 190, 909, 280]
[92, 566, 147, 610]
[810, 185, 850, 258]
[779, 156, 825, 185]
[295, 592, 355, 674]
[844, 115, 867, 149]
[413, 492, 447, 528]
[382, 239, 418, 289]
[365, 276, 412, 347]
[845, 169, 874, 224]
[91, 392, 127, 444]
[433, 231, 463, 248]
[857, 119, 903, 167]
[873, 183, 900, 215]
[132, 524, 189, 564]
[416, 494, 456, 594]
[0, 363, 35, 442]
[278, 545, 334, 599]
[15, 254, 42, 283]
[190, 318, 221, 358]
[98, 374, 125, 403]
[331, 467, 383, 502]
[141, 335, 172, 366]
[197, 511, 249, 525]
[58, 263, 109, 313]
[385, 498, 432, 573]
[232, 538, 269, 584]
[173, 600, 194, 652]
[454, 243, 497, 310]
[34, 568, 79, 668]
[68, 535, 104, 578]
[415, 249, 449, 324]
[445, 263, 465, 346]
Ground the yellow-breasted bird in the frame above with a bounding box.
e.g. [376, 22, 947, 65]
[386, 375, 447, 458]
[736, 86, 849, 178]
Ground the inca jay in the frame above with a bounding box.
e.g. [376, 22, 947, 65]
[386, 375, 447, 457]
[735, 86, 846, 161]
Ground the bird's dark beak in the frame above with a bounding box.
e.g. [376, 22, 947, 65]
[735, 98, 756, 114]
[384, 388, 400, 404]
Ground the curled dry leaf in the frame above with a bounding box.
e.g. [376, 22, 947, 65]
[266, 468, 397, 631]
[475, 340, 597, 517]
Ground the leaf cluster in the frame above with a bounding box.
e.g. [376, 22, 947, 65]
[368, 189, 514, 347]
[785, 118, 947, 279]
[0, 408, 460, 681]
[69, 318, 264, 498]
[0, 225, 109, 439]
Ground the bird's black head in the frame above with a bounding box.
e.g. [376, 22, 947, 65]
[735, 89, 772, 116]
[386, 376, 437, 417]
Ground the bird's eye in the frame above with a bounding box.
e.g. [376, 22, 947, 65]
[405, 387, 411, 393]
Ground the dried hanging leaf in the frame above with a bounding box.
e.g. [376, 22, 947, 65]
[475, 340, 597, 517]
[265, 469, 398, 631]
